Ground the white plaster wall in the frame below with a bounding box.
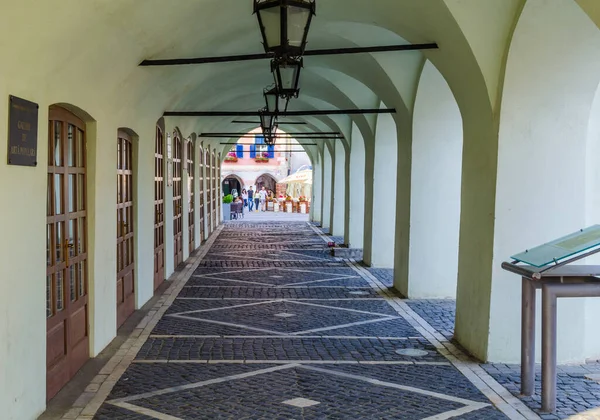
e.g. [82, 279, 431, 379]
[584, 80, 600, 357]
[221, 168, 283, 190]
[86, 119, 118, 357]
[290, 151, 312, 173]
[311, 158, 323, 223]
[408, 61, 462, 298]
[322, 148, 333, 229]
[332, 141, 346, 237]
[348, 123, 366, 248]
[0, 95, 47, 420]
[370, 112, 397, 267]
[489, 0, 600, 363]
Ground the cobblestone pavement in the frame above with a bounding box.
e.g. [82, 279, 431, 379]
[91, 222, 522, 419]
[395, 298, 600, 419]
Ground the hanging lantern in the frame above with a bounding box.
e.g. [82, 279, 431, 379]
[254, 0, 316, 58]
[264, 87, 280, 114]
[271, 57, 302, 99]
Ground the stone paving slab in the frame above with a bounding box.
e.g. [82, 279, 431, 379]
[177, 286, 383, 299]
[401, 297, 600, 418]
[406, 299, 457, 340]
[482, 364, 600, 419]
[84, 222, 520, 419]
[127, 367, 468, 419]
[134, 336, 444, 362]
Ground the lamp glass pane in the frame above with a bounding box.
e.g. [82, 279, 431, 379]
[260, 113, 269, 130]
[259, 7, 281, 49]
[266, 93, 278, 112]
[278, 64, 298, 90]
[287, 6, 310, 47]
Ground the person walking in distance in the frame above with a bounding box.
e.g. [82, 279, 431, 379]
[254, 187, 260, 212]
[241, 189, 248, 209]
[247, 186, 254, 212]
[259, 186, 268, 211]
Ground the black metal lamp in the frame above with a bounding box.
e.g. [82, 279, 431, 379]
[264, 87, 280, 114]
[271, 57, 302, 99]
[264, 122, 278, 145]
[254, 0, 316, 57]
[259, 110, 273, 135]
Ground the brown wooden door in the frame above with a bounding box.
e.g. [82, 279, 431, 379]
[217, 153, 222, 222]
[198, 147, 205, 242]
[187, 141, 195, 252]
[116, 131, 135, 328]
[206, 149, 213, 234]
[212, 152, 217, 229]
[46, 107, 89, 401]
[173, 134, 183, 266]
[153, 126, 165, 290]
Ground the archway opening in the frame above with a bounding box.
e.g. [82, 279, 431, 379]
[223, 175, 243, 197]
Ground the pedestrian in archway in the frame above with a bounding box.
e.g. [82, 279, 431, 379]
[254, 188, 260, 212]
[248, 186, 254, 212]
[241, 189, 248, 212]
[259, 186, 268, 211]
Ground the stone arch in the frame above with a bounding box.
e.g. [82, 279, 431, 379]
[364, 102, 398, 268]
[478, 0, 600, 363]
[348, 123, 366, 249]
[406, 61, 462, 299]
[222, 174, 244, 197]
[254, 173, 278, 194]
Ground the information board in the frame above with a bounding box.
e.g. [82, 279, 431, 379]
[510, 225, 600, 267]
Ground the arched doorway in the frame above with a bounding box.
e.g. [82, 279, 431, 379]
[153, 122, 165, 290]
[222, 175, 242, 197]
[46, 105, 90, 400]
[172, 131, 183, 267]
[116, 129, 135, 328]
[255, 173, 277, 195]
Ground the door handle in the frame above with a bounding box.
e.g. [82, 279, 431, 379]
[64, 242, 74, 265]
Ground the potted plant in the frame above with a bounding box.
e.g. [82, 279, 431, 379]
[273, 198, 280, 212]
[284, 195, 293, 213]
[255, 151, 269, 163]
[222, 194, 233, 220]
[224, 151, 238, 163]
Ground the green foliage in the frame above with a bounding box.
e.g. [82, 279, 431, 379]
[223, 194, 234, 204]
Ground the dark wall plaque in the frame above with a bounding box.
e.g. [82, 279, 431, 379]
[7, 95, 39, 166]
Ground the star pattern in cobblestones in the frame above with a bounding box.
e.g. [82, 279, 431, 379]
[93, 222, 510, 419]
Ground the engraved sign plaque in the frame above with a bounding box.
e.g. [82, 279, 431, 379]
[7, 95, 38, 166]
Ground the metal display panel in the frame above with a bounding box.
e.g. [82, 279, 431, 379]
[502, 225, 600, 413]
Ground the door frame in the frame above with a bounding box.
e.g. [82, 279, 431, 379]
[116, 130, 135, 328]
[46, 105, 90, 401]
[153, 123, 165, 290]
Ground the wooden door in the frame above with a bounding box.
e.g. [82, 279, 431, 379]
[206, 149, 213, 234]
[46, 107, 89, 401]
[212, 152, 217, 229]
[217, 153, 222, 222]
[187, 141, 195, 252]
[116, 131, 135, 328]
[198, 147, 205, 242]
[173, 134, 183, 267]
[153, 126, 165, 290]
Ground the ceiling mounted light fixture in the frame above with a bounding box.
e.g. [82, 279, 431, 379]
[271, 57, 302, 99]
[264, 87, 280, 113]
[254, 0, 316, 58]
